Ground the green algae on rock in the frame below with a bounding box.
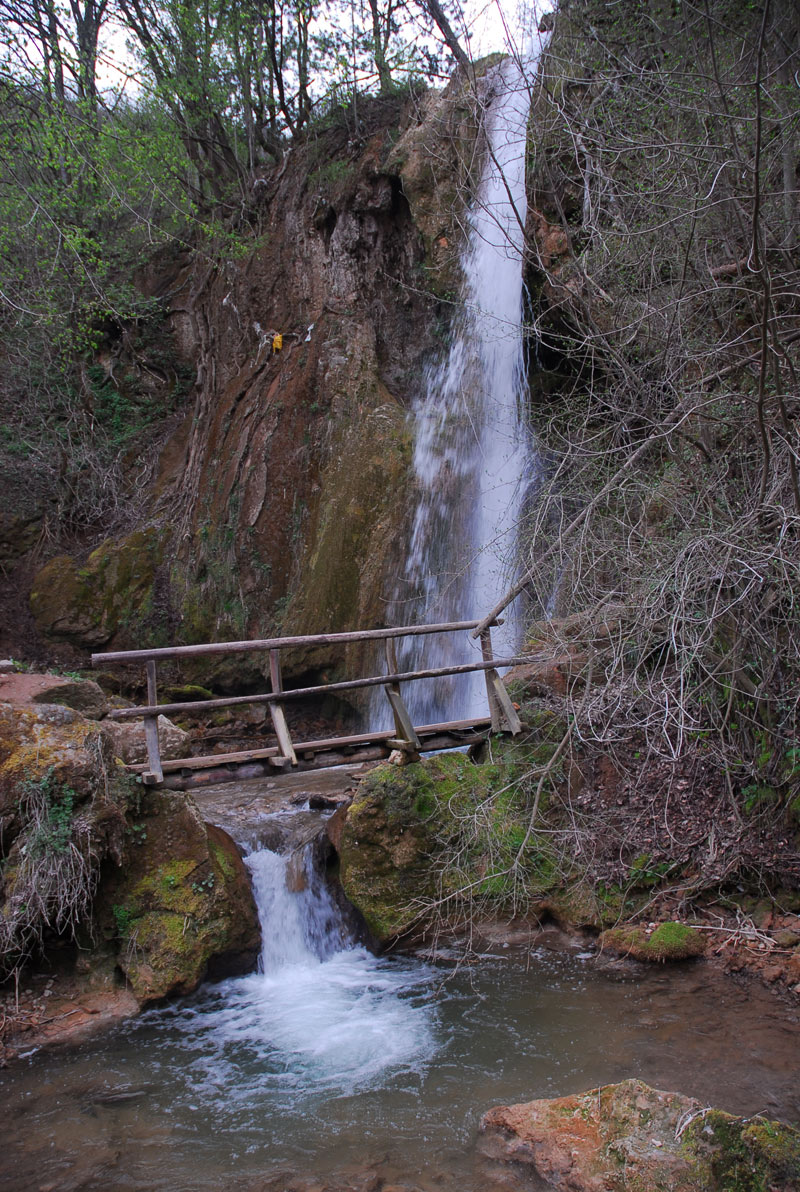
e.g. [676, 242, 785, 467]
[600, 921, 706, 963]
[338, 740, 568, 944]
[95, 791, 259, 1003]
[478, 1078, 800, 1192]
[29, 526, 168, 650]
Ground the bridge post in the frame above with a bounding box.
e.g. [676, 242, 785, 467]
[142, 660, 164, 785]
[480, 628, 522, 735]
[384, 639, 421, 755]
[269, 649, 297, 765]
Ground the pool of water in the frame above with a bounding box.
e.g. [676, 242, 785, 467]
[2, 936, 798, 1192]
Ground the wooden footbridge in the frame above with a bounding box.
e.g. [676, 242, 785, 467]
[92, 619, 529, 790]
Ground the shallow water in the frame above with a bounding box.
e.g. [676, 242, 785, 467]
[2, 940, 799, 1191]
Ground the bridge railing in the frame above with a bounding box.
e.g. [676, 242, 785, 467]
[92, 619, 530, 785]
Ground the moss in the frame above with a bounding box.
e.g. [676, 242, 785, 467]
[683, 1110, 800, 1191]
[210, 839, 235, 880]
[601, 920, 706, 962]
[94, 791, 259, 1003]
[30, 526, 169, 650]
[339, 747, 570, 940]
[161, 684, 214, 702]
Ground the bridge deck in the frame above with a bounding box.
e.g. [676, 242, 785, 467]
[131, 717, 493, 789]
[94, 619, 525, 788]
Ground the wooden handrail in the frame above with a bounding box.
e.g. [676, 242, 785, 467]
[91, 619, 497, 666]
[107, 653, 539, 720]
[93, 617, 525, 784]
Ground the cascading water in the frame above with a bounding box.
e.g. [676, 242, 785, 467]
[151, 843, 436, 1095]
[387, 55, 543, 725]
[4, 792, 799, 1192]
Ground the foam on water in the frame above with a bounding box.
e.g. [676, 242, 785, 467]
[139, 848, 437, 1107]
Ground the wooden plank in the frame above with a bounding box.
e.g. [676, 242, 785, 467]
[489, 672, 522, 735]
[128, 717, 494, 774]
[91, 619, 495, 666]
[108, 655, 541, 721]
[142, 660, 163, 784]
[480, 627, 502, 731]
[147, 729, 494, 788]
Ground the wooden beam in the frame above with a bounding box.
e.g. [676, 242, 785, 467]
[268, 648, 297, 765]
[489, 672, 522, 735]
[142, 660, 163, 785]
[137, 727, 494, 788]
[385, 684, 422, 751]
[128, 717, 493, 775]
[480, 627, 502, 731]
[91, 619, 496, 666]
[108, 655, 541, 720]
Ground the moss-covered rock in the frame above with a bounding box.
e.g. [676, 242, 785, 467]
[30, 526, 168, 649]
[478, 1078, 800, 1191]
[0, 701, 128, 854]
[338, 743, 566, 943]
[0, 701, 131, 975]
[600, 921, 706, 963]
[95, 789, 259, 1003]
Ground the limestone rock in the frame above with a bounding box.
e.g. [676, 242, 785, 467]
[0, 670, 108, 718]
[0, 701, 131, 975]
[95, 789, 260, 1003]
[104, 714, 190, 765]
[478, 1079, 800, 1191]
[29, 526, 166, 649]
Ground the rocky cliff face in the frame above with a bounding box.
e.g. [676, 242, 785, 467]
[18, 71, 498, 693]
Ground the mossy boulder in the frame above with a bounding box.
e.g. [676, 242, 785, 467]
[95, 789, 259, 1003]
[0, 701, 132, 976]
[338, 745, 564, 943]
[478, 1078, 800, 1191]
[600, 921, 706, 963]
[0, 701, 129, 853]
[30, 526, 168, 649]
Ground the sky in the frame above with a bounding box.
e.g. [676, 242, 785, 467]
[461, 0, 553, 58]
[84, 0, 556, 101]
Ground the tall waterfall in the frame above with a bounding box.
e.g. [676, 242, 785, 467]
[389, 56, 540, 725]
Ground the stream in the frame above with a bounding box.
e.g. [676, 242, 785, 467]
[2, 772, 799, 1192]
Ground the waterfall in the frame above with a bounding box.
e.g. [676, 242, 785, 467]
[165, 844, 436, 1093]
[386, 56, 542, 726]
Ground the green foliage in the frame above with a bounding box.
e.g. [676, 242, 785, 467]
[191, 873, 216, 895]
[22, 771, 77, 857]
[112, 903, 137, 938]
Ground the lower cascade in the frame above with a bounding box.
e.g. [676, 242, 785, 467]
[157, 843, 437, 1094]
[1, 787, 797, 1191]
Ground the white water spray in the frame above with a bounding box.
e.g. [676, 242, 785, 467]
[390, 56, 542, 724]
[164, 847, 436, 1096]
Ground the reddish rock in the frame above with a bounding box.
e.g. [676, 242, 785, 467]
[478, 1079, 800, 1191]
